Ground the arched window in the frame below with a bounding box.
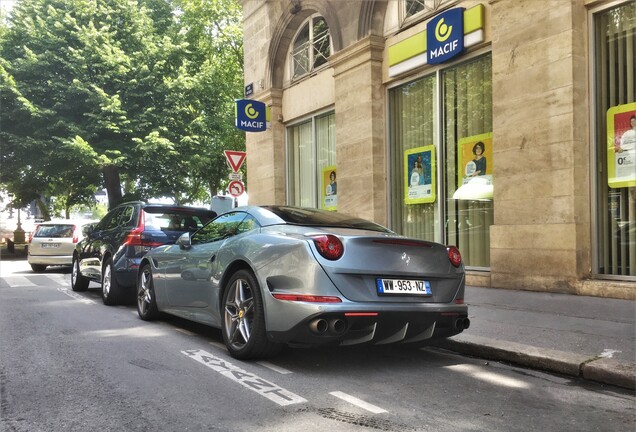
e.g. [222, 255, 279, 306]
[401, 0, 455, 25]
[291, 15, 331, 79]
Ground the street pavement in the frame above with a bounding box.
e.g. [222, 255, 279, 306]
[431, 285, 636, 390]
[1, 243, 635, 390]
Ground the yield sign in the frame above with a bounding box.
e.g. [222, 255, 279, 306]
[224, 150, 247, 173]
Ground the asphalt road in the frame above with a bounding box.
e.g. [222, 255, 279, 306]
[0, 260, 634, 432]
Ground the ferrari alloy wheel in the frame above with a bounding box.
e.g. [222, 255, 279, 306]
[137, 263, 159, 320]
[222, 270, 281, 359]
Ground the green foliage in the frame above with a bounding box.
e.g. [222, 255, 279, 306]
[0, 0, 245, 211]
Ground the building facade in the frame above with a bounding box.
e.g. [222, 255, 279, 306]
[239, 0, 636, 299]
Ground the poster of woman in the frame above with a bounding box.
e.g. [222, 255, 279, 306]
[321, 166, 337, 210]
[404, 145, 436, 204]
[607, 102, 636, 189]
[456, 133, 493, 200]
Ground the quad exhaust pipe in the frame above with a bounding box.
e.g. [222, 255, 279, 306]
[454, 317, 470, 330]
[309, 318, 347, 335]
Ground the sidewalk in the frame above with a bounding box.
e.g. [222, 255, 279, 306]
[431, 285, 636, 390]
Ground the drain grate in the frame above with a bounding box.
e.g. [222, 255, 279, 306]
[297, 407, 417, 431]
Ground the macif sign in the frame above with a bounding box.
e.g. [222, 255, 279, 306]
[427, 8, 464, 65]
[235, 99, 268, 132]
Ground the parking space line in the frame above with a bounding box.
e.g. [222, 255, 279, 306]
[329, 391, 387, 414]
[56, 287, 96, 305]
[257, 361, 293, 375]
[175, 328, 196, 336]
[183, 349, 306, 406]
[3, 276, 36, 287]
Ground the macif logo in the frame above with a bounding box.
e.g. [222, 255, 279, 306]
[427, 8, 464, 65]
[235, 99, 267, 132]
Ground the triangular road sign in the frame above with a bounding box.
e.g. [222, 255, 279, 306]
[224, 150, 247, 173]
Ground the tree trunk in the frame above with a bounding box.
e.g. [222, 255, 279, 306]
[35, 198, 50, 221]
[103, 165, 123, 210]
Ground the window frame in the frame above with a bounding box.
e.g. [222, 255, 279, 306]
[285, 109, 336, 209]
[289, 13, 332, 81]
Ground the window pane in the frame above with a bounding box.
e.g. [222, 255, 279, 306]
[594, 3, 636, 276]
[405, 0, 426, 17]
[389, 74, 438, 242]
[312, 17, 330, 69]
[442, 55, 493, 268]
[292, 23, 310, 78]
[288, 120, 315, 207]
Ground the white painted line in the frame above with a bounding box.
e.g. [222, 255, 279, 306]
[175, 328, 196, 336]
[56, 287, 96, 305]
[183, 349, 306, 406]
[600, 349, 621, 358]
[329, 391, 387, 414]
[209, 341, 227, 351]
[4, 276, 36, 287]
[257, 361, 293, 375]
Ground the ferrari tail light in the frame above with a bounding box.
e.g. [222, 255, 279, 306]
[447, 246, 462, 267]
[311, 234, 344, 260]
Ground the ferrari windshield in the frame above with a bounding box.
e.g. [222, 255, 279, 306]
[262, 206, 393, 233]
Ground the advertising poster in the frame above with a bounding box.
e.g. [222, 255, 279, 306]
[404, 145, 436, 205]
[321, 166, 337, 211]
[607, 103, 636, 189]
[456, 132, 493, 200]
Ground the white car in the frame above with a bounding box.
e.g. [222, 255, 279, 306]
[28, 220, 96, 272]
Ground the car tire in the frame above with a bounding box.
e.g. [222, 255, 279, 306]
[137, 263, 160, 321]
[102, 257, 123, 306]
[30, 264, 47, 273]
[221, 269, 281, 360]
[71, 256, 89, 292]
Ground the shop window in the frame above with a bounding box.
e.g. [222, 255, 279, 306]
[287, 112, 336, 209]
[389, 54, 492, 268]
[593, 2, 636, 277]
[291, 15, 331, 79]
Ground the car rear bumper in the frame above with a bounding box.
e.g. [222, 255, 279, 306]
[28, 254, 73, 266]
[266, 303, 469, 346]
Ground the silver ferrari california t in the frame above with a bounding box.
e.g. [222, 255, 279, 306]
[136, 206, 469, 359]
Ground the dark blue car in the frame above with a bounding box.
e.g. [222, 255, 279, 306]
[71, 201, 216, 305]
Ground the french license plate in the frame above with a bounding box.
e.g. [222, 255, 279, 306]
[376, 278, 431, 296]
[41, 243, 60, 249]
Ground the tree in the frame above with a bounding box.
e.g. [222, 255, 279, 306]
[0, 0, 245, 211]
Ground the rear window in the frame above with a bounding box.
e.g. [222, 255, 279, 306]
[34, 224, 75, 238]
[143, 210, 214, 232]
[263, 206, 393, 233]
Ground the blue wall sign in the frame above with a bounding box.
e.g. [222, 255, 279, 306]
[235, 99, 267, 132]
[427, 8, 465, 65]
[245, 83, 254, 97]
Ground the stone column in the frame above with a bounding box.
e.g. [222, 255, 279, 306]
[488, 0, 590, 292]
[331, 35, 388, 225]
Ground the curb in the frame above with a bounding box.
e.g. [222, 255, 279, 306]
[429, 335, 636, 390]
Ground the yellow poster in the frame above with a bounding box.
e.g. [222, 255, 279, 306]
[321, 166, 337, 211]
[404, 145, 436, 205]
[607, 103, 636, 189]
[455, 133, 493, 200]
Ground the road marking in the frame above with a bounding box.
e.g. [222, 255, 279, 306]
[57, 287, 96, 305]
[182, 349, 306, 406]
[175, 328, 196, 336]
[257, 361, 293, 375]
[209, 341, 227, 351]
[600, 349, 621, 358]
[329, 391, 387, 414]
[3, 276, 36, 287]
